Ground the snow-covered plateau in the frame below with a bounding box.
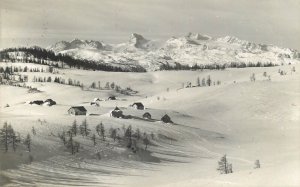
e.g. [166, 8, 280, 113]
[0, 61, 299, 186]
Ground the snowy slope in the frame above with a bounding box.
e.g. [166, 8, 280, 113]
[47, 33, 300, 71]
[0, 63, 299, 186]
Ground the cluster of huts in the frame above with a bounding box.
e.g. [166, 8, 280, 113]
[90, 96, 117, 106]
[29, 99, 56, 106]
[68, 101, 173, 123]
[109, 105, 172, 123]
[68, 97, 117, 116]
[93, 96, 116, 102]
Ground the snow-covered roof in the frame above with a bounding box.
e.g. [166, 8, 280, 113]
[69, 106, 87, 112]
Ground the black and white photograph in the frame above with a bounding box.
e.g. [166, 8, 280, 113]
[0, 0, 299, 186]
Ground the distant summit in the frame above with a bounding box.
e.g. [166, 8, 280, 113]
[48, 39, 104, 52]
[129, 33, 149, 48]
[186, 32, 212, 40]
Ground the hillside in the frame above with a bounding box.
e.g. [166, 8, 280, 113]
[0, 47, 146, 72]
[0, 63, 299, 186]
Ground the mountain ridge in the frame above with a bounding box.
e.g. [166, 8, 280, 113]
[28, 33, 300, 71]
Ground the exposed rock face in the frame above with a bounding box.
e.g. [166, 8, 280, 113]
[129, 33, 150, 48]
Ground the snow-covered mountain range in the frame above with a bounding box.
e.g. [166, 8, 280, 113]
[47, 33, 300, 71]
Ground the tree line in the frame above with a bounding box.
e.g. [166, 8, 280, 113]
[89, 81, 137, 95]
[217, 154, 261, 175]
[31, 76, 137, 95]
[228, 61, 277, 68]
[159, 61, 277, 71]
[0, 66, 48, 74]
[0, 47, 146, 72]
[57, 119, 153, 156]
[0, 122, 33, 153]
[178, 75, 221, 90]
[160, 62, 226, 71]
[32, 76, 82, 87]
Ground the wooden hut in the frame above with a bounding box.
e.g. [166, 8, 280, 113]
[143, 112, 152, 119]
[161, 114, 173, 123]
[132, 102, 145, 110]
[68, 106, 87, 116]
[111, 107, 123, 118]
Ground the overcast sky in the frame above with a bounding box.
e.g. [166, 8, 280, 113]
[1, 0, 299, 50]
